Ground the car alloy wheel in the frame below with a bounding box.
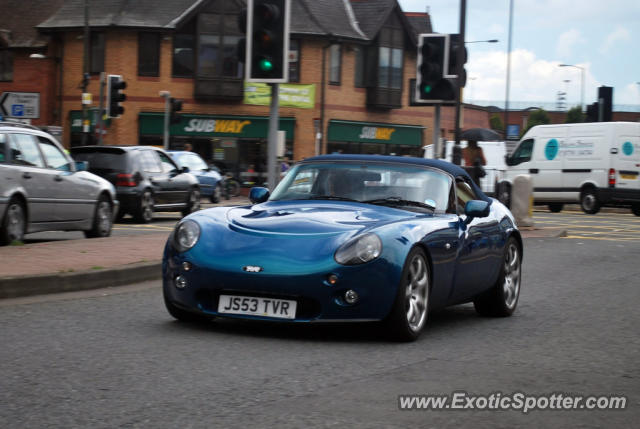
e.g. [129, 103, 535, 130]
[503, 241, 521, 310]
[183, 188, 201, 216]
[135, 191, 154, 223]
[85, 197, 113, 238]
[1, 201, 26, 244]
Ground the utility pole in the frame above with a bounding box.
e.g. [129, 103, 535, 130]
[267, 83, 279, 189]
[97, 72, 105, 145]
[159, 91, 171, 150]
[504, 0, 514, 141]
[81, 0, 90, 145]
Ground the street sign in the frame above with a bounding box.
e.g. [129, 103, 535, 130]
[0, 92, 40, 119]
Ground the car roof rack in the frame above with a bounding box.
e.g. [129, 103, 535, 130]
[0, 121, 42, 131]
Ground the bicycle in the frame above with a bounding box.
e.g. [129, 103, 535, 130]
[221, 172, 241, 199]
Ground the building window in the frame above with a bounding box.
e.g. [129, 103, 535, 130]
[354, 45, 365, 88]
[0, 49, 12, 81]
[138, 33, 161, 77]
[196, 13, 243, 79]
[378, 46, 402, 89]
[288, 39, 300, 82]
[329, 44, 341, 85]
[173, 33, 195, 77]
[89, 32, 105, 74]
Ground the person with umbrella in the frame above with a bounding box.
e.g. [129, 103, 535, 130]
[462, 140, 487, 185]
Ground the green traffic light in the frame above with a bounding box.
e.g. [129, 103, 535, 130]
[259, 58, 274, 72]
[423, 84, 432, 94]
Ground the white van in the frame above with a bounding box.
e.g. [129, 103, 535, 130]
[424, 140, 507, 195]
[499, 122, 640, 215]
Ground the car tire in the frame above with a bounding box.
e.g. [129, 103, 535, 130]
[164, 290, 211, 324]
[632, 203, 640, 217]
[385, 247, 430, 342]
[134, 190, 154, 223]
[474, 236, 521, 317]
[84, 196, 113, 238]
[210, 184, 221, 204]
[580, 188, 600, 215]
[548, 203, 563, 213]
[182, 188, 201, 217]
[0, 199, 26, 245]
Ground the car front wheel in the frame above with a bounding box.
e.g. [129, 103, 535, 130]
[0, 199, 26, 245]
[474, 237, 521, 317]
[385, 247, 430, 342]
[85, 196, 113, 238]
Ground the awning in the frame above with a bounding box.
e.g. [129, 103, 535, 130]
[139, 113, 295, 141]
[328, 120, 424, 146]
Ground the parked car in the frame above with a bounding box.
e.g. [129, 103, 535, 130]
[163, 154, 522, 341]
[70, 146, 200, 223]
[0, 122, 118, 244]
[167, 151, 222, 203]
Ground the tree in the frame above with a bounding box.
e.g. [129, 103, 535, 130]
[489, 114, 504, 131]
[522, 109, 551, 136]
[565, 105, 584, 123]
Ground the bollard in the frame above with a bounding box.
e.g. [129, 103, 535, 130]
[511, 174, 534, 228]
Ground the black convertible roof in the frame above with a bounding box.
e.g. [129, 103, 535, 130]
[301, 154, 491, 202]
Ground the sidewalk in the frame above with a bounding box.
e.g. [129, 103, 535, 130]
[0, 198, 565, 299]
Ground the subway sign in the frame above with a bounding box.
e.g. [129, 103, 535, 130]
[184, 119, 252, 134]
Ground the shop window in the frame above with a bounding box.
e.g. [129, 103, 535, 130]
[138, 33, 161, 77]
[173, 33, 195, 77]
[0, 49, 12, 81]
[90, 32, 105, 74]
[289, 39, 300, 82]
[329, 44, 341, 85]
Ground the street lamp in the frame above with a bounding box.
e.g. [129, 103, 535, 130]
[466, 39, 499, 44]
[559, 64, 585, 112]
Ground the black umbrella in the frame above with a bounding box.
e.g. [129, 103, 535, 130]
[460, 128, 502, 141]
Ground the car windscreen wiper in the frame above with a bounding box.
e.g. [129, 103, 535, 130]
[362, 197, 435, 211]
[307, 195, 359, 202]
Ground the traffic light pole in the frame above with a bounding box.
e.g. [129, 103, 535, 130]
[452, 0, 467, 165]
[160, 91, 170, 150]
[433, 105, 441, 158]
[97, 72, 105, 145]
[267, 83, 279, 189]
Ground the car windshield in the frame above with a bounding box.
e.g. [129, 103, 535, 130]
[269, 162, 452, 212]
[176, 153, 208, 171]
[71, 150, 128, 172]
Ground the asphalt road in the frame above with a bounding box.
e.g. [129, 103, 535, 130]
[1, 237, 638, 428]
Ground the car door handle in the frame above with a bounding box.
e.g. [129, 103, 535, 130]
[23, 172, 32, 179]
[529, 168, 539, 174]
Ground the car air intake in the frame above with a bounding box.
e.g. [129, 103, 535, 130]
[116, 173, 137, 187]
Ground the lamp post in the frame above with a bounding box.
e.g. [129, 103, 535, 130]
[559, 64, 585, 112]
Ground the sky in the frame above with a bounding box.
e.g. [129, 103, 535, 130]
[398, 0, 640, 110]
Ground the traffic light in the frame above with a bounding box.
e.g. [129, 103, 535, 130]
[598, 86, 613, 122]
[245, 0, 290, 82]
[447, 34, 467, 87]
[585, 102, 598, 122]
[415, 34, 455, 103]
[170, 98, 183, 124]
[107, 75, 126, 118]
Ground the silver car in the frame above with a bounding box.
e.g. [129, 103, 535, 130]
[0, 122, 119, 245]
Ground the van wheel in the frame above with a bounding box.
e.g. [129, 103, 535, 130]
[632, 203, 640, 217]
[580, 188, 600, 215]
[548, 203, 563, 213]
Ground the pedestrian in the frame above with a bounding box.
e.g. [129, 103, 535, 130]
[184, 143, 193, 151]
[462, 140, 487, 185]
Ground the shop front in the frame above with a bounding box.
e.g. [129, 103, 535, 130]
[69, 110, 111, 147]
[139, 113, 294, 185]
[327, 120, 424, 157]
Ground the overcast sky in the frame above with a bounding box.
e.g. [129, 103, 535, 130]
[398, 0, 640, 109]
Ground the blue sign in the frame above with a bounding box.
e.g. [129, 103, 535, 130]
[545, 139, 559, 160]
[506, 124, 520, 140]
[622, 141, 634, 156]
[11, 105, 24, 117]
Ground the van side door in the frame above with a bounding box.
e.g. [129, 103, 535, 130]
[532, 126, 566, 201]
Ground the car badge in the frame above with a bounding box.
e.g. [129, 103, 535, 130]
[243, 265, 263, 273]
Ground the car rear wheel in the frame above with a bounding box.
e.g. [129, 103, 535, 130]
[85, 196, 113, 238]
[210, 184, 221, 204]
[0, 199, 26, 245]
[385, 247, 430, 342]
[580, 188, 600, 214]
[134, 190, 154, 223]
[182, 188, 201, 217]
[548, 203, 563, 213]
[474, 237, 521, 317]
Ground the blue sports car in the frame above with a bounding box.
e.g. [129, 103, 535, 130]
[168, 151, 222, 203]
[163, 154, 522, 341]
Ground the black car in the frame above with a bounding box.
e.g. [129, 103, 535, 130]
[70, 146, 200, 222]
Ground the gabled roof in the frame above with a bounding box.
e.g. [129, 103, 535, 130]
[293, 0, 367, 40]
[349, 0, 421, 46]
[0, 0, 64, 48]
[405, 12, 433, 35]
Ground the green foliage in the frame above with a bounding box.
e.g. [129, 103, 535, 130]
[489, 114, 504, 131]
[522, 109, 551, 136]
[565, 106, 585, 123]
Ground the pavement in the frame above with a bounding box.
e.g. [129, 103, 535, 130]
[0, 197, 567, 300]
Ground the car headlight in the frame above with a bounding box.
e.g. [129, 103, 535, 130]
[173, 220, 201, 252]
[335, 233, 382, 265]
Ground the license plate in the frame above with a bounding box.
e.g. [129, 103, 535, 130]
[217, 295, 297, 319]
[620, 173, 637, 180]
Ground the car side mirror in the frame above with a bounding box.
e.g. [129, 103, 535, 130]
[464, 200, 490, 224]
[181, 166, 190, 173]
[249, 187, 270, 204]
[75, 161, 88, 172]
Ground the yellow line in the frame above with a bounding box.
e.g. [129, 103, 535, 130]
[563, 235, 640, 241]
